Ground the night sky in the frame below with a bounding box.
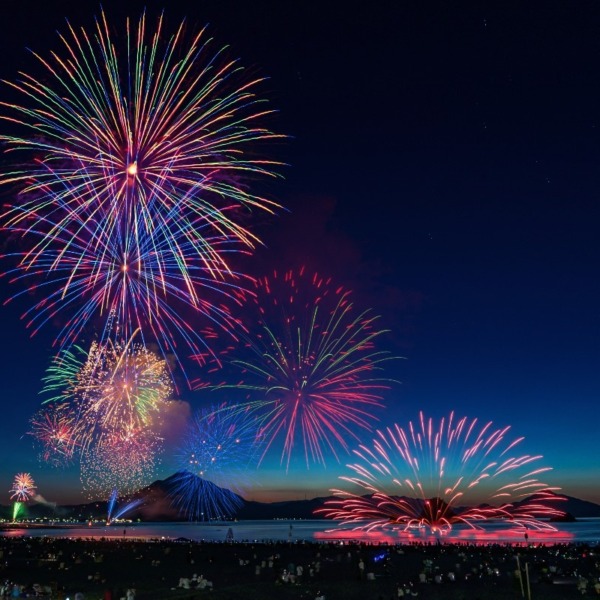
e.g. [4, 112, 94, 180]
[0, 1, 599, 506]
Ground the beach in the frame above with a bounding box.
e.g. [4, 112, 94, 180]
[0, 533, 598, 599]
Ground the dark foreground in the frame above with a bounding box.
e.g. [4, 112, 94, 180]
[0, 534, 599, 599]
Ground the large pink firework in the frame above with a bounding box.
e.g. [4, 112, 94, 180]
[213, 268, 396, 469]
[319, 412, 564, 534]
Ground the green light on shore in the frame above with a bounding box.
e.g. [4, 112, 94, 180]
[12, 502, 23, 522]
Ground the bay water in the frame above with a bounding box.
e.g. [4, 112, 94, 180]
[2, 519, 599, 545]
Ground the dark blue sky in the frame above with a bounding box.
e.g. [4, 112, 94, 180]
[0, 1, 599, 505]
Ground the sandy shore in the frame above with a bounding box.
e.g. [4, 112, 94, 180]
[0, 533, 598, 599]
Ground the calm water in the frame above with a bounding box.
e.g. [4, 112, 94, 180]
[2, 519, 600, 545]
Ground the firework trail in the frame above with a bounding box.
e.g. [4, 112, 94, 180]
[0, 11, 284, 375]
[112, 498, 143, 522]
[214, 268, 396, 469]
[319, 411, 564, 534]
[107, 489, 118, 523]
[12, 502, 24, 522]
[9, 472, 37, 502]
[106, 489, 143, 524]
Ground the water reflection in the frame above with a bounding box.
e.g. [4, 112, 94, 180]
[1, 519, 599, 545]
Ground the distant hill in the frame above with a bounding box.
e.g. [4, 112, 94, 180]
[552, 493, 600, 518]
[236, 497, 332, 520]
[2, 476, 599, 521]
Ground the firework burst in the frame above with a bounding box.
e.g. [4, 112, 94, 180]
[319, 411, 564, 534]
[72, 333, 173, 438]
[35, 331, 173, 496]
[28, 404, 80, 467]
[42, 331, 173, 447]
[167, 470, 243, 522]
[9, 473, 37, 502]
[80, 428, 161, 498]
[0, 11, 284, 374]
[169, 403, 261, 521]
[214, 268, 396, 469]
[177, 404, 262, 489]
